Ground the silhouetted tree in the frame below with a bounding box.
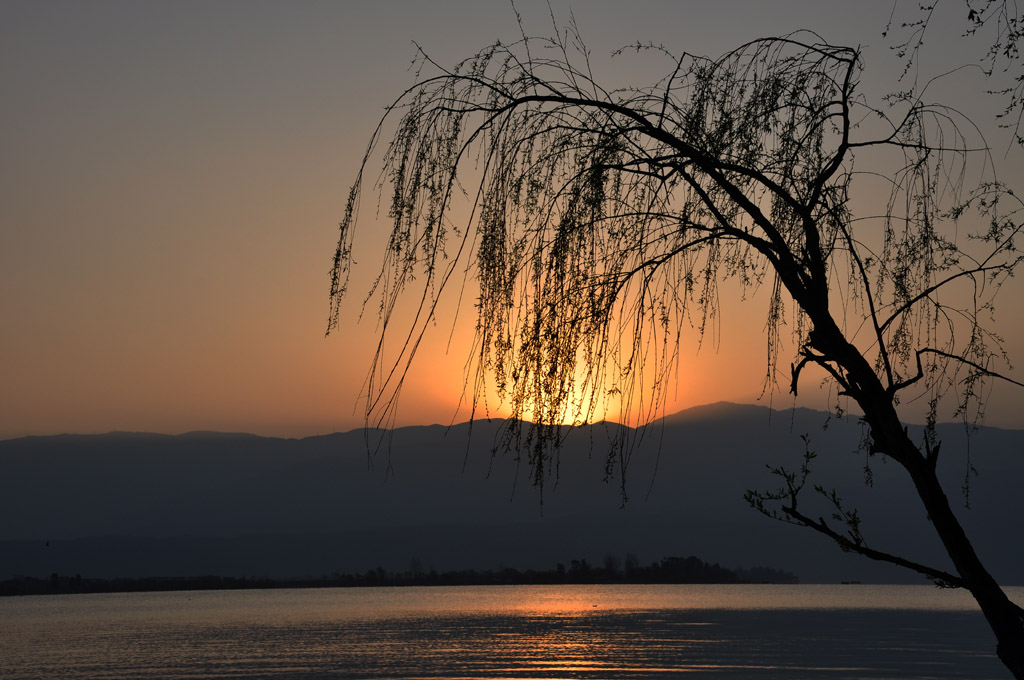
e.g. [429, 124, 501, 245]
[624, 552, 639, 578]
[603, 552, 621, 578]
[329, 25, 1024, 675]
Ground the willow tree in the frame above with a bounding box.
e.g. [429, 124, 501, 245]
[328, 29, 1024, 675]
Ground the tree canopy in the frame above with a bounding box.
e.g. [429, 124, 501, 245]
[328, 24, 1024, 677]
[330, 30, 1020, 437]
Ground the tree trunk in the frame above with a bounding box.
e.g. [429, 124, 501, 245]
[809, 315, 1024, 679]
[889, 431, 1024, 678]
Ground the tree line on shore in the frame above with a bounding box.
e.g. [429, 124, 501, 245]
[1, 555, 798, 596]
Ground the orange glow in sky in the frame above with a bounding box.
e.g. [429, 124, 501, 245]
[2, 1, 1022, 438]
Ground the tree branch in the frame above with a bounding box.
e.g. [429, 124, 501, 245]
[781, 504, 968, 588]
[890, 346, 1024, 395]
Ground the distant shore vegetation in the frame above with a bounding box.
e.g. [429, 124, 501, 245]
[1, 555, 797, 596]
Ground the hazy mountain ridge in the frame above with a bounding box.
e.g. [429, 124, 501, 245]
[2, 402, 1021, 583]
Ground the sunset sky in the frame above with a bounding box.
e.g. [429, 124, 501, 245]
[3, 0, 1023, 439]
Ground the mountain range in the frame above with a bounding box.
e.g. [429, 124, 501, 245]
[2, 402, 1021, 584]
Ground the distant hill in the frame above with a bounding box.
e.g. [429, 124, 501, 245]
[1, 402, 1021, 584]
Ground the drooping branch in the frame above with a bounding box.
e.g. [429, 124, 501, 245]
[331, 33, 876, 436]
[887, 0, 1024, 145]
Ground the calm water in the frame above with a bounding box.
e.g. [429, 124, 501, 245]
[0, 584, 1019, 679]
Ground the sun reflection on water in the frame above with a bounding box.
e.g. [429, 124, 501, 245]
[0, 585, 1012, 679]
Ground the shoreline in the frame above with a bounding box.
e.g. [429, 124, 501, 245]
[1, 555, 798, 596]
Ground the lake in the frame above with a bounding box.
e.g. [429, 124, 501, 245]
[0, 584, 1019, 679]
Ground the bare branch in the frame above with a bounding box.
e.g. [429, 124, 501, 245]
[781, 503, 968, 588]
